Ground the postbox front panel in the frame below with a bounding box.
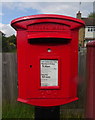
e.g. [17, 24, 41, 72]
[16, 30, 78, 106]
[17, 31, 77, 100]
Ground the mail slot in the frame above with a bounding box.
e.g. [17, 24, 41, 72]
[11, 14, 85, 106]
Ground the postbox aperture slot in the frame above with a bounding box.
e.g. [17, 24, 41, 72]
[28, 38, 71, 44]
[40, 59, 58, 88]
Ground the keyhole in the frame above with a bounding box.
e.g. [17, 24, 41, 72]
[30, 65, 32, 68]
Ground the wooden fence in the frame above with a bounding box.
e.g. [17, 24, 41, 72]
[2, 50, 87, 106]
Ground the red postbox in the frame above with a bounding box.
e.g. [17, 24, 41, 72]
[11, 14, 85, 107]
[85, 40, 95, 119]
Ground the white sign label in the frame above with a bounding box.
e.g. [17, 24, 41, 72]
[40, 60, 58, 87]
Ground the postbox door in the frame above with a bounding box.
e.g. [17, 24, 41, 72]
[26, 41, 71, 99]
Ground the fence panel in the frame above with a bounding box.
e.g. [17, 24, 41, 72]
[2, 53, 17, 104]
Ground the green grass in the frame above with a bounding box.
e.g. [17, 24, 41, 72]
[2, 102, 34, 119]
[60, 109, 84, 119]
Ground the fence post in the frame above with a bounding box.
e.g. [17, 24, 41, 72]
[85, 40, 95, 119]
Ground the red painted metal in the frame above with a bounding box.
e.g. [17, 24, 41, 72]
[85, 40, 95, 119]
[11, 14, 85, 106]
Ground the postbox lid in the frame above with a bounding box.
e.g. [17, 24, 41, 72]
[11, 14, 85, 39]
[11, 14, 85, 28]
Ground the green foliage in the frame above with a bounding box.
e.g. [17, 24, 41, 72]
[7, 34, 16, 45]
[2, 35, 9, 52]
[88, 12, 95, 18]
[2, 34, 16, 52]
